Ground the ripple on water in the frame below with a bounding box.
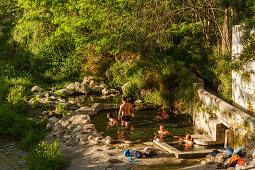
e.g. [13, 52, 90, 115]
[0, 136, 28, 169]
[92, 110, 194, 142]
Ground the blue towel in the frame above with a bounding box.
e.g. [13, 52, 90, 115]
[127, 157, 137, 162]
[233, 147, 243, 155]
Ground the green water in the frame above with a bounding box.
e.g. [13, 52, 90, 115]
[92, 110, 194, 142]
[0, 136, 27, 169]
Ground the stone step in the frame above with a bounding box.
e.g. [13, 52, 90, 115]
[192, 134, 224, 145]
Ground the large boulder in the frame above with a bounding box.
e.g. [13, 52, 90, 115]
[122, 82, 130, 95]
[102, 88, 120, 96]
[31, 86, 44, 93]
[92, 103, 104, 112]
[90, 86, 103, 94]
[49, 117, 58, 124]
[65, 82, 89, 94]
[56, 89, 74, 96]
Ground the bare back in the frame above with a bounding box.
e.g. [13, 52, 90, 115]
[120, 102, 134, 116]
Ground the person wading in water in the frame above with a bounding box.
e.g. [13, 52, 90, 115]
[118, 97, 135, 128]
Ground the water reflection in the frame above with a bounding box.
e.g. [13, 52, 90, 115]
[92, 109, 194, 143]
[0, 136, 27, 169]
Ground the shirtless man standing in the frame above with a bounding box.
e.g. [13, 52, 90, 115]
[118, 97, 134, 127]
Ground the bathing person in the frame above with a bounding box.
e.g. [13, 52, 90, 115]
[155, 108, 169, 120]
[174, 134, 194, 146]
[118, 97, 134, 127]
[158, 125, 170, 140]
[107, 113, 118, 126]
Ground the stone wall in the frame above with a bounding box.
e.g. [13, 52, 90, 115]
[232, 25, 255, 114]
[193, 82, 255, 148]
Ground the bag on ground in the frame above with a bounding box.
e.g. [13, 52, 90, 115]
[143, 147, 155, 157]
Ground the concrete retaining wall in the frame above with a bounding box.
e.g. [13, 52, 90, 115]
[193, 83, 255, 147]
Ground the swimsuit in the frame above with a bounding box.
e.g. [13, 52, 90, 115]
[121, 115, 131, 122]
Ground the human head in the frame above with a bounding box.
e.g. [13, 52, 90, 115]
[186, 134, 191, 140]
[122, 96, 127, 102]
[107, 113, 113, 118]
[160, 125, 164, 131]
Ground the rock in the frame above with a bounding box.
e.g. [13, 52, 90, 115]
[42, 111, 48, 115]
[49, 117, 58, 124]
[106, 69, 113, 80]
[227, 167, 235, 170]
[125, 141, 133, 145]
[31, 86, 44, 93]
[46, 123, 52, 128]
[65, 139, 76, 146]
[135, 100, 143, 104]
[102, 88, 109, 96]
[100, 84, 108, 89]
[92, 103, 104, 112]
[201, 160, 206, 165]
[82, 76, 95, 86]
[56, 89, 74, 96]
[89, 80, 97, 88]
[122, 82, 130, 95]
[91, 86, 103, 94]
[88, 135, 93, 140]
[102, 138, 112, 145]
[65, 101, 74, 108]
[105, 158, 122, 164]
[252, 149, 255, 158]
[63, 135, 72, 140]
[104, 146, 115, 150]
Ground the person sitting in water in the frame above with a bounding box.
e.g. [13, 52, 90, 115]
[155, 108, 169, 120]
[107, 113, 118, 126]
[158, 125, 170, 140]
[174, 134, 194, 146]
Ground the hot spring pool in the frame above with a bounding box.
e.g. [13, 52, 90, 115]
[166, 142, 223, 152]
[92, 110, 194, 142]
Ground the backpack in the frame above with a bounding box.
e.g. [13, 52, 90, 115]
[143, 147, 155, 157]
[124, 149, 133, 157]
[130, 150, 142, 158]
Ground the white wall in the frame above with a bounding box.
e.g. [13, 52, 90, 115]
[232, 25, 255, 112]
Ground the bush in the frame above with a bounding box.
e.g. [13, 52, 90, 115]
[20, 129, 47, 150]
[144, 90, 163, 105]
[123, 83, 140, 100]
[56, 104, 68, 117]
[0, 105, 47, 149]
[27, 141, 66, 170]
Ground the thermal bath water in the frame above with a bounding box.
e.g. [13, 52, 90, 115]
[166, 142, 223, 152]
[0, 136, 27, 169]
[92, 110, 194, 143]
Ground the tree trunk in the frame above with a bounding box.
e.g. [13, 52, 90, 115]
[222, 8, 231, 54]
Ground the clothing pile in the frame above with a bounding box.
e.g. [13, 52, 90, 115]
[206, 146, 247, 169]
[124, 147, 155, 162]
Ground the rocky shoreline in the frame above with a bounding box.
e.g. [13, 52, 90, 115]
[27, 76, 255, 169]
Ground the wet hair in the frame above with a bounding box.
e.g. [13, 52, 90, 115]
[107, 113, 113, 118]
[122, 96, 127, 101]
[186, 134, 192, 140]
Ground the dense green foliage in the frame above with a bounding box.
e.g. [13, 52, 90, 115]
[27, 140, 66, 170]
[55, 103, 69, 117]
[0, 0, 254, 169]
[0, 0, 254, 108]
